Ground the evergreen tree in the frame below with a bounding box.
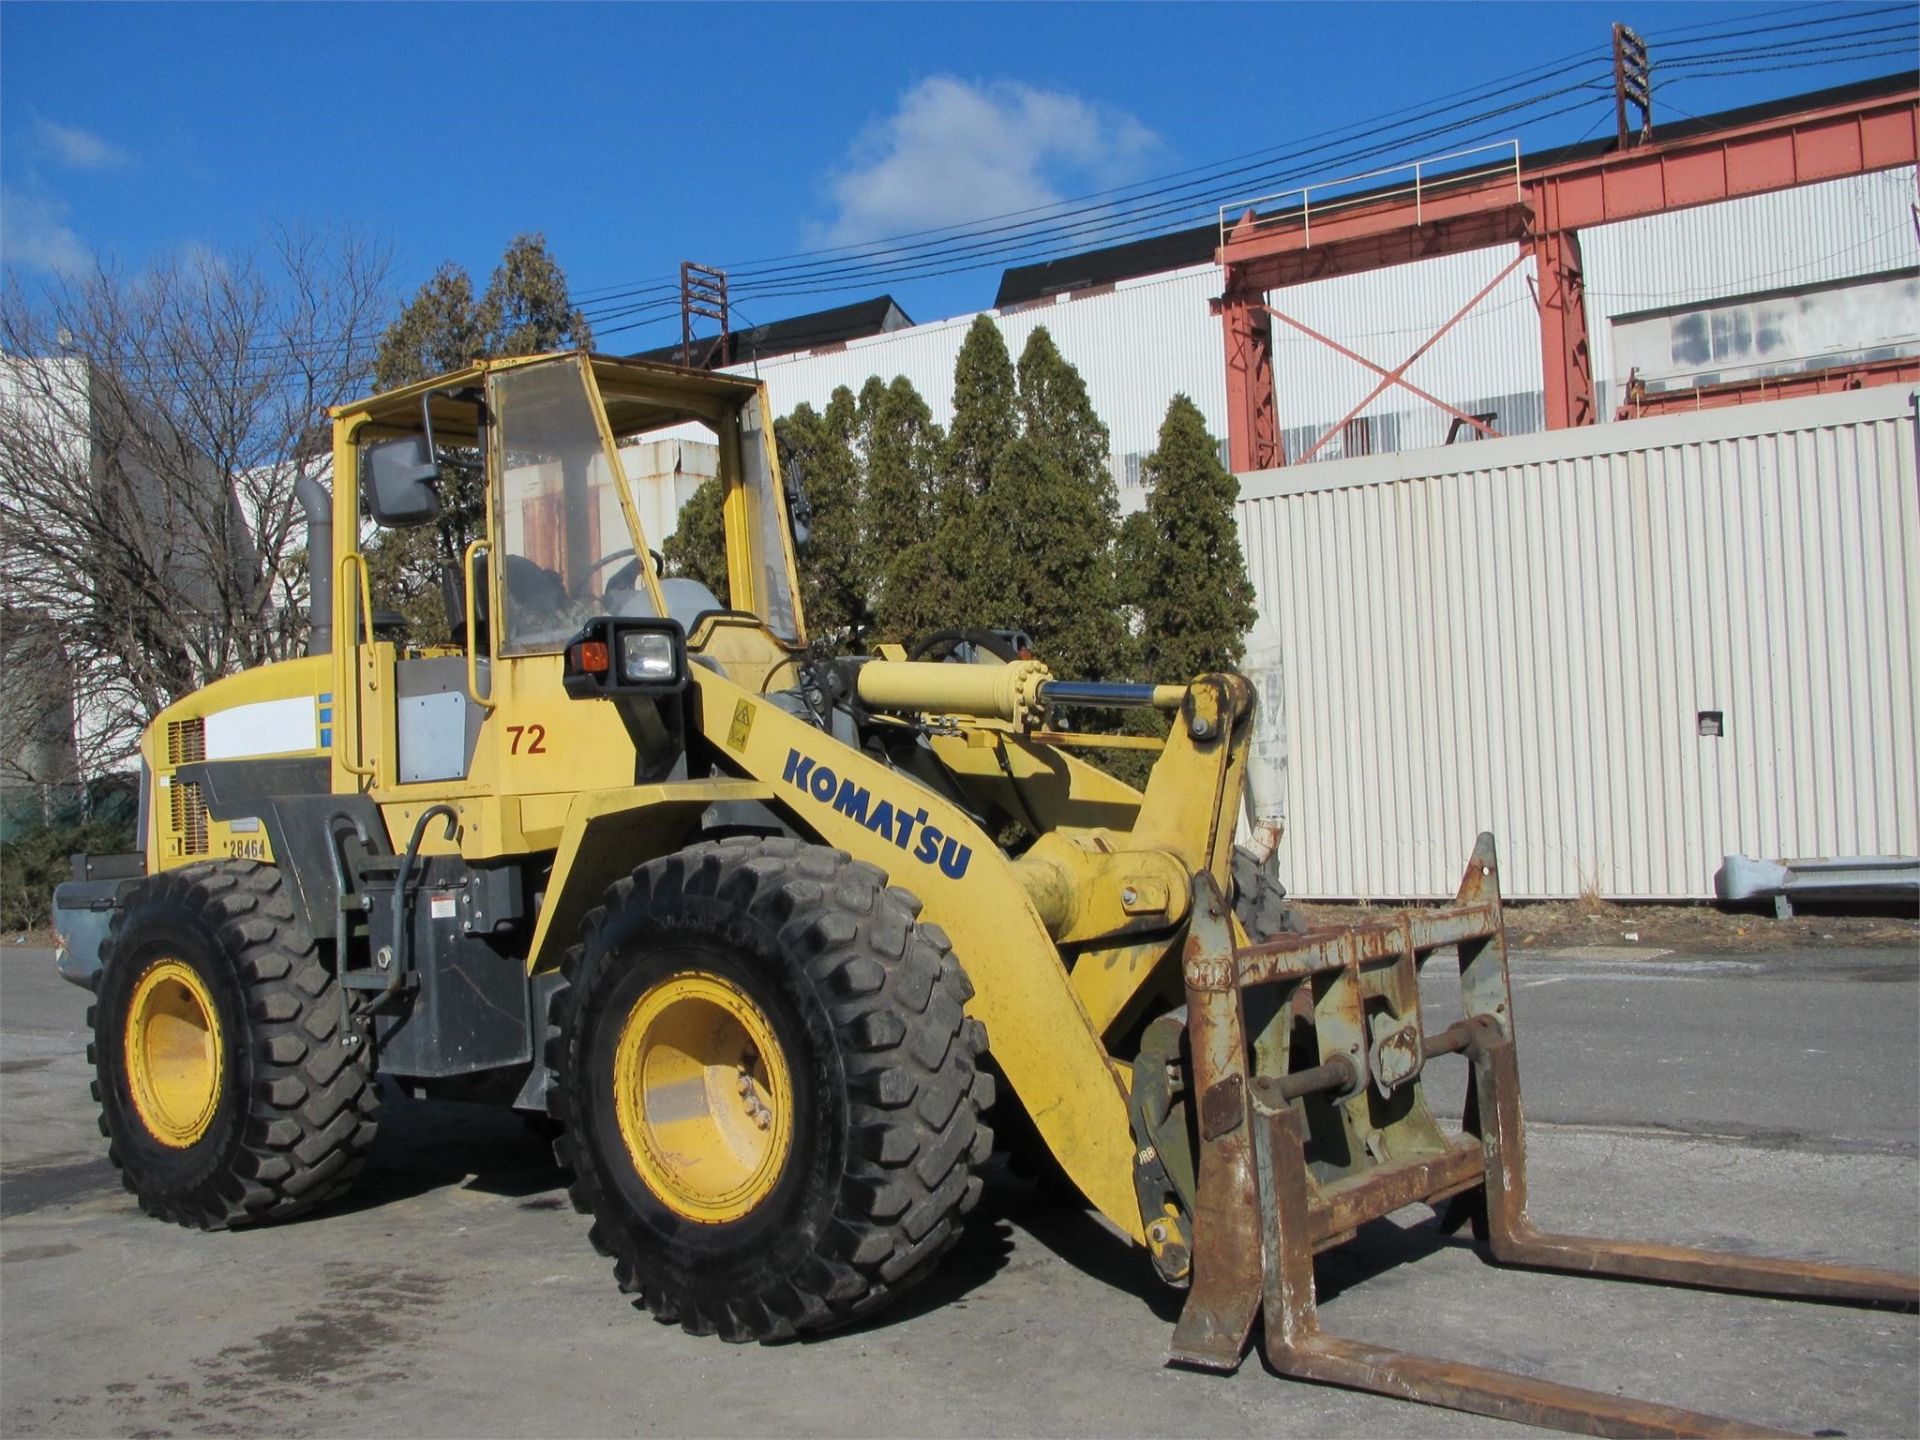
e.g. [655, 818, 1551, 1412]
[373, 264, 483, 391]
[373, 234, 590, 391]
[1130, 395, 1258, 682]
[367, 234, 592, 632]
[941, 315, 1015, 513]
[1011, 325, 1131, 676]
[778, 390, 866, 646]
[477, 234, 593, 359]
[963, 436, 1129, 681]
[659, 474, 730, 604]
[873, 539, 959, 648]
[1016, 326, 1116, 526]
[859, 376, 948, 642]
[860, 378, 941, 553]
[1115, 509, 1158, 616]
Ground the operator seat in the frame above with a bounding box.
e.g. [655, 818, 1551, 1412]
[660, 577, 725, 631]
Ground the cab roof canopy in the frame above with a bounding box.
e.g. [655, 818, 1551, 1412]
[334, 350, 764, 444]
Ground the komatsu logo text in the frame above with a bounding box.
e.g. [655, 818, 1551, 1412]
[780, 748, 972, 879]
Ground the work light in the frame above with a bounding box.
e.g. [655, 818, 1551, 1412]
[563, 617, 687, 697]
[619, 630, 678, 685]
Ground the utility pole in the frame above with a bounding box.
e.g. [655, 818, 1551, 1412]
[1613, 23, 1652, 148]
[679, 263, 730, 369]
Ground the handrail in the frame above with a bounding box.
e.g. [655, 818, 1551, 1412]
[334, 552, 376, 779]
[462, 539, 495, 710]
[1220, 140, 1522, 249]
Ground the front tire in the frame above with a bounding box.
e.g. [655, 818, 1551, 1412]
[551, 837, 992, 1341]
[89, 861, 377, 1228]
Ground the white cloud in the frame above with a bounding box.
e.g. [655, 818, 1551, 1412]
[0, 189, 89, 274]
[34, 117, 129, 170]
[810, 76, 1162, 248]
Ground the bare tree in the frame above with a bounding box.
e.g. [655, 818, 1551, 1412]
[0, 227, 391, 779]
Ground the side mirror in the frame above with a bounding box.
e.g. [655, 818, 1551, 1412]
[785, 469, 812, 550]
[364, 436, 442, 528]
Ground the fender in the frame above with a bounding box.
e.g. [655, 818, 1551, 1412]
[689, 667, 1145, 1242]
[523, 778, 778, 977]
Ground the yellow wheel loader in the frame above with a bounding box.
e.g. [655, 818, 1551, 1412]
[56, 351, 1914, 1435]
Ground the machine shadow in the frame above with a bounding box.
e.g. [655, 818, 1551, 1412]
[298, 1085, 569, 1224]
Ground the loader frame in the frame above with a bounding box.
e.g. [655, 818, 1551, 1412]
[76, 348, 1914, 1439]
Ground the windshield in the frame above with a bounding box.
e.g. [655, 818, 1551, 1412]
[491, 359, 655, 655]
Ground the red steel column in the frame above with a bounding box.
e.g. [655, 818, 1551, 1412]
[1219, 288, 1282, 471]
[1530, 227, 1597, 429]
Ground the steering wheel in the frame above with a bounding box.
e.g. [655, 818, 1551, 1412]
[907, 628, 1027, 665]
[580, 548, 637, 591]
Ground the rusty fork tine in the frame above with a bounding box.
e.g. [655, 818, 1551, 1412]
[1253, 1100, 1802, 1440]
[1485, 1230, 1920, 1307]
[1469, 1035, 1920, 1310]
[1264, 1332, 1801, 1439]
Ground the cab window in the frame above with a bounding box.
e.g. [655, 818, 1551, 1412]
[491, 360, 654, 656]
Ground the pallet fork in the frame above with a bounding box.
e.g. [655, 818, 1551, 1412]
[1168, 835, 1917, 1438]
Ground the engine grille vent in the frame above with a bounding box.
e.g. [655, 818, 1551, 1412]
[166, 717, 205, 767]
[170, 781, 209, 855]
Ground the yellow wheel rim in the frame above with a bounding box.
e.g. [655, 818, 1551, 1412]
[613, 972, 794, 1224]
[124, 958, 224, 1149]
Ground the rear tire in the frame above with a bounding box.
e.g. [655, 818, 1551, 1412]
[551, 836, 993, 1341]
[89, 861, 377, 1228]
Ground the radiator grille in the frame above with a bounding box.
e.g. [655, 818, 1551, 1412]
[165, 718, 207, 854]
[166, 717, 205, 766]
[170, 781, 208, 855]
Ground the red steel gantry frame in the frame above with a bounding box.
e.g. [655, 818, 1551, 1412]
[1214, 83, 1920, 472]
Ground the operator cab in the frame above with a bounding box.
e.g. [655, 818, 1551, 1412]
[338, 352, 807, 714]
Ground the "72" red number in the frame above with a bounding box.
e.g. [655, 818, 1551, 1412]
[506, 723, 547, 755]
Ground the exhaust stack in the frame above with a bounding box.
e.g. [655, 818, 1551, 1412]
[296, 473, 332, 657]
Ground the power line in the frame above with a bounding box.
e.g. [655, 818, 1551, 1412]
[569, 48, 1623, 315]
[576, 72, 1617, 321]
[1643, 1, 1826, 39]
[1656, 46, 1916, 82]
[566, 3, 1905, 321]
[1655, 23, 1913, 68]
[1654, 4, 1910, 50]
[682, 46, 1615, 275]
[719, 92, 1611, 305]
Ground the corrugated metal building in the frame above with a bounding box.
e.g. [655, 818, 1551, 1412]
[685, 139, 1918, 900]
[720, 168, 1916, 508]
[1238, 384, 1918, 901]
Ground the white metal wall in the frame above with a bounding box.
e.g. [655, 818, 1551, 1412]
[1237, 385, 1920, 900]
[1583, 167, 1920, 405]
[732, 265, 1223, 467]
[722, 168, 1916, 483]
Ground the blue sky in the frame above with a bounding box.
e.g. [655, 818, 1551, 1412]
[3, 2, 1912, 343]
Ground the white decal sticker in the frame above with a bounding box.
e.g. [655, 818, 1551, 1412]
[204, 697, 319, 760]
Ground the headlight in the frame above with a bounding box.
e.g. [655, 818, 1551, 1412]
[620, 630, 678, 684]
[563, 617, 688, 698]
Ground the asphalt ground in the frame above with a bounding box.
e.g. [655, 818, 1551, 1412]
[2, 943, 1914, 1439]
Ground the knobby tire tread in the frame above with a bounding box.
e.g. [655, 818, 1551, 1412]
[89, 860, 377, 1229]
[548, 836, 993, 1343]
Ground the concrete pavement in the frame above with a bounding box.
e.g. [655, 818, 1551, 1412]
[3, 944, 1914, 1438]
